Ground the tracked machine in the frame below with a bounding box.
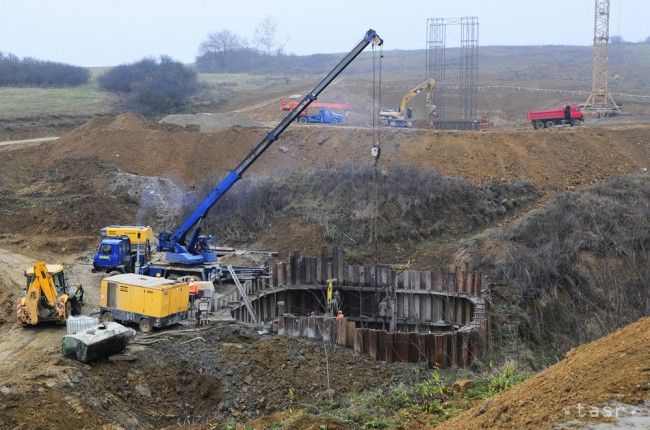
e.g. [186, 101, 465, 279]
[379, 78, 436, 128]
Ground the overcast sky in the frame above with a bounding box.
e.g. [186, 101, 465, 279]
[2, 0, 648, 67]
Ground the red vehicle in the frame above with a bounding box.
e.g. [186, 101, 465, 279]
[527, 105, 583, 129]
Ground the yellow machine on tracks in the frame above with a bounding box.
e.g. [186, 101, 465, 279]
[379, 78, 437, 128]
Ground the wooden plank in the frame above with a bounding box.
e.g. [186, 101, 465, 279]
[408, 332, 421, 363]
[277, 262, 287, 287]
[336, 318, 346, 346]
[423, 333, 436, 366]
[450, 333, 459, 366]
[337, 248, 345, 284]
[354, 328, 363, 353]
[461, 331, 470, 367]
[321, 318, 332, 342]
[395, 272, 404, 289]
[424, 270, 432, 290]
[346, 321, 356, 349]
[270, 262, 278, 288]
[384, 331, 394, 363]
[434, 270, 444, 292]
[459, 270, 466, 294]
[307, 315, 316, 338]
[377, 329, 386, 361]
[305, 257, 312, 284]
[278, 315, 285, 336]
[392, 332, 405, 362]
[284, 262, 291, 286]
[289, 253, 298, 285]
[368, 330, 378, 360]
[316, 254, 323, 283]
[434, 334, 446, 367]
[412, 270, 421, 290]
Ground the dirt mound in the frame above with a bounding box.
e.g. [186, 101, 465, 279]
[434, 317, 650, 430]
[161, 112, 263, 132]
[105, 112, 153, 130]
[29, 114, 650, 189]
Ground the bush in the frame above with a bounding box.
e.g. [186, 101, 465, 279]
[181, 164, 537, 261]
[0, 52, 89, 87]
[98, 56, 198, 116]
[466, 174, 650, 364]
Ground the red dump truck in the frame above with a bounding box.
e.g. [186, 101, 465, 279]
[527, 105, 583, 129]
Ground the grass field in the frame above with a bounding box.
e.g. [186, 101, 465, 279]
[0, 85, 114, 119]
[1, 43, 648, 121]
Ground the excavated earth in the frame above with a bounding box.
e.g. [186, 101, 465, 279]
[0, 113, 648, 255]
[433, 317, 650, 430]
[42, 114, 650, 189]
[0, 114, 649, 429]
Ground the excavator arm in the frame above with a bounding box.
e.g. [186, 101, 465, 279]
[18, 261, 68, 325]
[398, 78, 436, 114]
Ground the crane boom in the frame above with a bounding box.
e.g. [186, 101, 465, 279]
[159, 29, 383, 263]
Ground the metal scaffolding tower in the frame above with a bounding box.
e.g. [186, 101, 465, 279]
[426, 17, 479, 129]
[584, 0, 621, 112]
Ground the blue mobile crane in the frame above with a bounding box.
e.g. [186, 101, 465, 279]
[93, 29, 383, 280]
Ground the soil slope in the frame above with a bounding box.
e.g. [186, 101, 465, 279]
[433, 317, 650, 429]
[24, 114, 650, 190]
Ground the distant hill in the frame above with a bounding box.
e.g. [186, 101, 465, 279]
[204, 43, 650, 95]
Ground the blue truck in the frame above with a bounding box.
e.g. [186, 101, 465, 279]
[92, 29, 383, 281]
[298, 108, 344, 124]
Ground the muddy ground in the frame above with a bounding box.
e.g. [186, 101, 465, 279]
[0, 245, 424, 429]
[0, 115, 648, 429]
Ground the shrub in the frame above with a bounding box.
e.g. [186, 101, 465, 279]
[487, 362, 526, 395]
[186, 164, 537, 258]
[98, 56, 198, 116]
[466, 174, 650, 364]
[0, 52, 89, 87]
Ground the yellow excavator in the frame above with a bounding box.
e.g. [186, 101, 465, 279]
[379, 78, 437, 128]
[17, 261, 83, 326]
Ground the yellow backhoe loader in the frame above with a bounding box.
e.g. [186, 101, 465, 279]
[379, 78, 436, 128]
[17, 261, 83, 325]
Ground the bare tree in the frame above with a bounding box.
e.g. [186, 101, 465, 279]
[199, 30, 246, 69]
[255, 16, 283, 55]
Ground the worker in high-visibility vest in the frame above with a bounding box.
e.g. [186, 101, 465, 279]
[188, 279, 199, 309]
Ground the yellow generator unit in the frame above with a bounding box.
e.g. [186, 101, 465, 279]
[99, 273, 189, 332]
[100, 225, 154, 246]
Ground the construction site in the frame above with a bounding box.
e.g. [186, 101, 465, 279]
[0, 1, 649, 429]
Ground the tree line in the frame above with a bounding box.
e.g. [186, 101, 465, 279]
[0, 52, 89, 86]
